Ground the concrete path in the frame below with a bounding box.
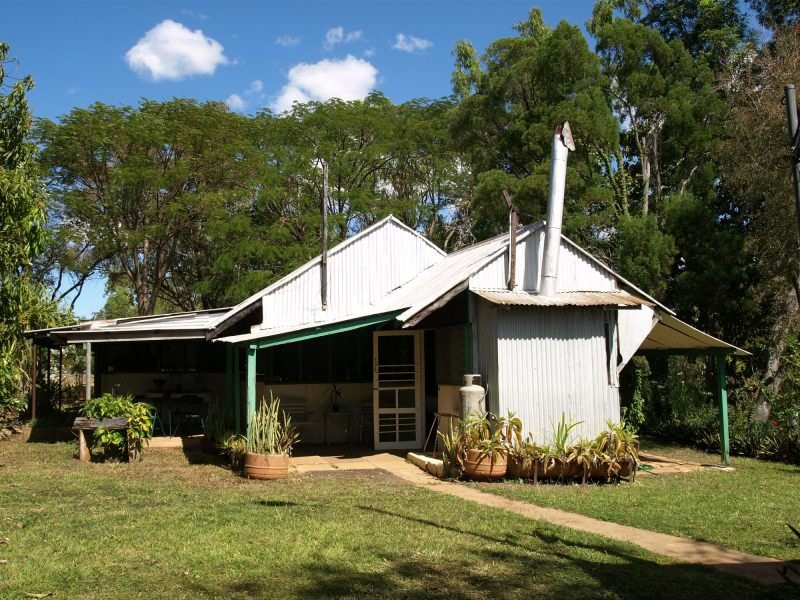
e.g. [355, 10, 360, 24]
[294, 451, 798, 586]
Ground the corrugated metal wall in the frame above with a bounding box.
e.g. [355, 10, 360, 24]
[496, 306, 620, 441]
[262, 219, 444, 330]
[473, 297, 499, 414]
[469, 231, 616, 292]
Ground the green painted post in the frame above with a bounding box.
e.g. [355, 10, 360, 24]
[716, 353, 730, 465]
[225, 345, 233, 424]
[246, 344, 257, 431]
[233, 347, 241, 434]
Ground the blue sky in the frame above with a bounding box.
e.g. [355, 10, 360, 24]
[5, 0, 598, 318]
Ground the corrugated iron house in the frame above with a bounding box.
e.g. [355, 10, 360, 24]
[27, 124, 745, 457]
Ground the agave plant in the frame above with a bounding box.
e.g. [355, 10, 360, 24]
[551, 414, 582, 459]
[437, 420, 464, 478]
[246, 392, 299, 456]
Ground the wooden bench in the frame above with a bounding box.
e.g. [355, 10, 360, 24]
[72, 417, 129, 462]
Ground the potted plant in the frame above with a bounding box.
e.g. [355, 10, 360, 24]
[543, 414, 581, 480]
[594, 421, 639, 481]
[81, 393, 153, 462]
[242, 392, 299, 480]
[567, 438, 607, 485]
[460, 411, 508, 481]
[202, 401, 230, 456]
[224, 433, 247, 472]
[437, 421, 464, 479]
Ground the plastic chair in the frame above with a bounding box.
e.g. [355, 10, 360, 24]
[169, 396, 206, 437]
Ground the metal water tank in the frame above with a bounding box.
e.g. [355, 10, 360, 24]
[460, 374, 485, 418]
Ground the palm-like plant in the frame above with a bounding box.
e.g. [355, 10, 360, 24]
[567, 438, 608, 484]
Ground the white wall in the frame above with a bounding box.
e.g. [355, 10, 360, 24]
[469, 230, 616, 292]
[255, 382, 372, 445]
[261, 218, 444, 331]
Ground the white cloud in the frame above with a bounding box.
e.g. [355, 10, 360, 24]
[345, 30, 363, 43]
[125, 20, 228, 81]
[275, 34, 301, 48]
[324, 26, 363, 50]
[392, 33, 432, 53]
[225, 93, 246, 112]
[364, 47, 375, 57]
[180, 9, 210, 21]
[272, 55, 378, 113]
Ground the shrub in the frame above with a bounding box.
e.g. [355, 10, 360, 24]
[81, 394, 153, 461]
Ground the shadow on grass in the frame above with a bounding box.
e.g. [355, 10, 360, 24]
[177, 503, 798, 600]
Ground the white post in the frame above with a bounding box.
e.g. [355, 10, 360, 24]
[539, 121, 574, 298]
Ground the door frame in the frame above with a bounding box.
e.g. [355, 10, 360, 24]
[372, 330, 425, 450]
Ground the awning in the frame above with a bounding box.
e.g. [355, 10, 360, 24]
[24, 308, 230, 346]
[472, 289, 652, 308]
[215, 310, 402, 348]
[639, 313, 750, 356]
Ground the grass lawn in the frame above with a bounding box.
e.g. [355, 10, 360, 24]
[0, 441, 795, 599]
[474, 437, 800, 562]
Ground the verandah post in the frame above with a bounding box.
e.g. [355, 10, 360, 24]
[246, 344, 257, 431]
[716, 353, 730, 465]
[233, 346, 241, 434]
[225, 345, 233, 425]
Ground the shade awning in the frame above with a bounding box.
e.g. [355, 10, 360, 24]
[639, 313, 750, 356]
[472, 289, 652, 308]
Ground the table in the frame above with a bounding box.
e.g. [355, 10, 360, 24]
[324, 411, 352, 445]
[72, 417, 129, 462]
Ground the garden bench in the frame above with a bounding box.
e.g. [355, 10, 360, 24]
[72, 416, 130, 462]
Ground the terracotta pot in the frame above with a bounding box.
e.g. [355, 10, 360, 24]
[507, 456, 534, 479]
[243, 452, 290, 480]
[462, 448, 507, 481]
[543, 458, 580, 480]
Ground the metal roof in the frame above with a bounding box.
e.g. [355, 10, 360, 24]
[208, 215, 446, 337]
[26, 308, 230, 346]
[472, 290, 653, 308]
[639, 313, 750, 356]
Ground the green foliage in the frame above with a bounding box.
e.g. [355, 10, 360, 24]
[38, 98, 255, 314]
[0, 42, 64, 417]
[81, 393, 153, 461]
[245, 392, 299, 455]
[749, 0, 800, 28]
[450, 9, 619, 249]
[550, 414, 582, 458]
[642, 0, 749, 67]
[614, 213, 675, 296]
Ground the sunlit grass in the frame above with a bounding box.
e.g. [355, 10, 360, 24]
[0, 440, 794, 599]
[476, 438, 800, 561]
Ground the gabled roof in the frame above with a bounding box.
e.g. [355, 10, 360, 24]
[208, 215, 446, 338]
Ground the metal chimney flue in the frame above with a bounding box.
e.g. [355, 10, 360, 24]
[538, 121, 575, 298]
